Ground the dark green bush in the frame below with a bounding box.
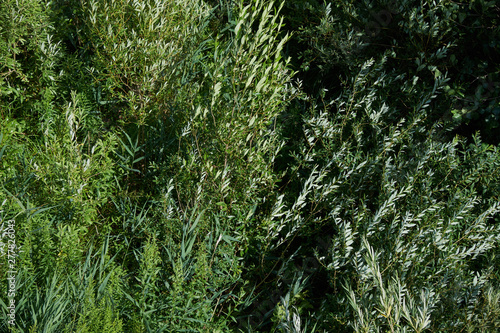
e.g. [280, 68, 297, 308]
[1, 1, 499, 332]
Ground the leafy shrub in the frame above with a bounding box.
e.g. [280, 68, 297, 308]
[289, 0, 500, 143]
[1, 0, 499, 332]
[0, 0, 63, 134]
[264, 55, 500, 332]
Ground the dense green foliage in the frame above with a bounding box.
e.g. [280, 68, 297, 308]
[1, 0, 499, 332]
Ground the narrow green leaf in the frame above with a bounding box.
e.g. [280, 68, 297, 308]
[256, 76, 267, 93]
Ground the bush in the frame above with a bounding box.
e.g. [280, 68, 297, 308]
[1, 1, 499, 332]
